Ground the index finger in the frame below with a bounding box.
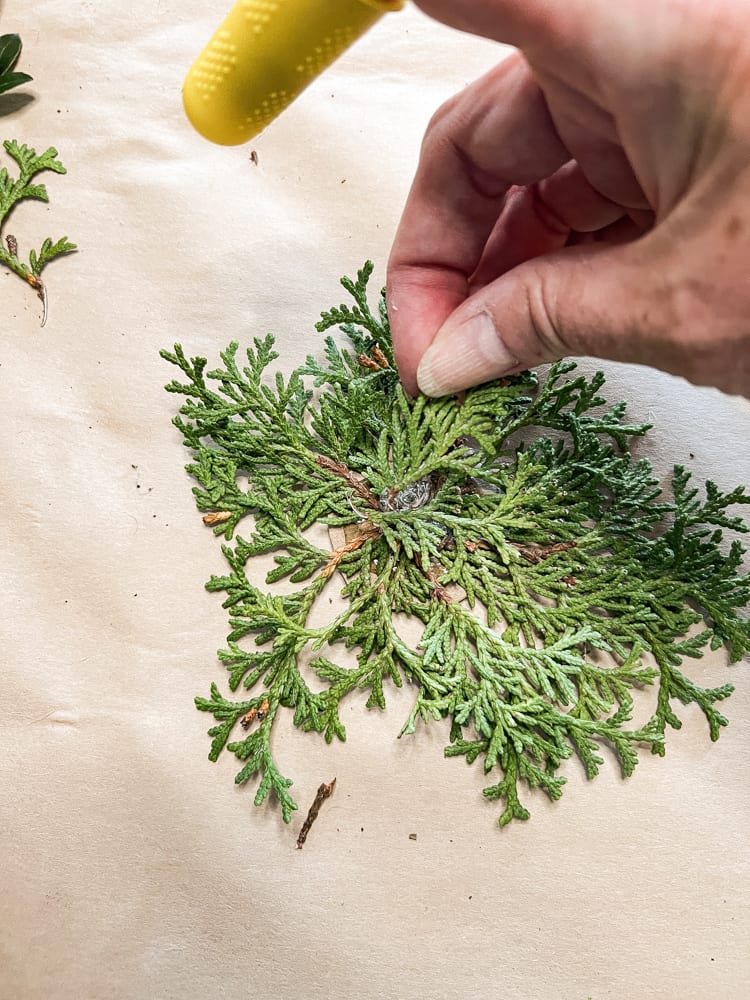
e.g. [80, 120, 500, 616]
[387, 53, 568, 393]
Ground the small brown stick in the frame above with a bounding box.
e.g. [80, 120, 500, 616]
[296, 778, 336, 849]
[320, 522, 381, 578]
[515, 540, 577, 564]
[315, 454, 380, 510]
[202, 510, 232, 526]
[5, 234, 18, 257]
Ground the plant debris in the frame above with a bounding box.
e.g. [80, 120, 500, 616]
[296, 778, 336, 848]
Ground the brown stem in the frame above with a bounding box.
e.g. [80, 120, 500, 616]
[315, 454, 380, 510]
[320, 522, 381, 578]
[296, 778, 336, 848]
[25, 270, 48, 327]
[514, 541, 577, 564]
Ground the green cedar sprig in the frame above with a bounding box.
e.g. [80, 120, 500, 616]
[162, 262, 750, 828]
[0, 141, 76, 324]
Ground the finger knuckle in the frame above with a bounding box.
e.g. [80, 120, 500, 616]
[523, 274, 568, 361]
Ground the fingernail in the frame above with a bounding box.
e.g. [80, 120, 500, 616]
[416, 310, 519, 396]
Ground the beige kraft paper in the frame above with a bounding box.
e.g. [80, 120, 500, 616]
[1, 2, 749, 997]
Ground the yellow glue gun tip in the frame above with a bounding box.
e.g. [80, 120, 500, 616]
[182, 86, 259, 147]
[183, 0, 404, 147]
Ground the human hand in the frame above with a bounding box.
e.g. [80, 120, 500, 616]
[387, 0, 750, 397]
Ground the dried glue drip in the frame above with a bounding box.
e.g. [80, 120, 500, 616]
[380, 476, 436, 512]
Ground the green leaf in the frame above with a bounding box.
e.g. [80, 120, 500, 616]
[29, 236, 77, 276]
[0, 71, 32, 95]
[0, 34, 23, 77]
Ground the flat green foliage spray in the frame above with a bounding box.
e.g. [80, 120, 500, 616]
[163, 264, 749, 827]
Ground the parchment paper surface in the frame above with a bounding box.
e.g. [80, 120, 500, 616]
[1, 2, 749, 998]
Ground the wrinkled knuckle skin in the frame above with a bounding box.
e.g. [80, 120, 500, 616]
[522, 276, 568, 364]
[416, 98, 464, 179]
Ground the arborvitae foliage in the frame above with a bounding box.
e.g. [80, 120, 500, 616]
[0, 141, 76, 323]
[1, 35, 75, 319]
[162, 263, 750, 828]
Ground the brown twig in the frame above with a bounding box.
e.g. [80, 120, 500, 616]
[315, 454, 380, 510]
[320, 522, 381, 578]
[296, 778, 336, 849]
[514, 541, 577, 564]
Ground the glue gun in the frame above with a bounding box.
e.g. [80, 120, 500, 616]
[183, 0, 405, 146]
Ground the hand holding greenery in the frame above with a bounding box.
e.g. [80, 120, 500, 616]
[163, 264, 749, 828]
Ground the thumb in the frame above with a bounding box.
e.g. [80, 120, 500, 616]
[415, 242, 675, 395]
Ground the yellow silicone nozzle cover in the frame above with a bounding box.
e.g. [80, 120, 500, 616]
[183, 0, 405, 146]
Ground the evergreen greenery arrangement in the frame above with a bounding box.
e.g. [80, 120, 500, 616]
[163, 263, 749, 828]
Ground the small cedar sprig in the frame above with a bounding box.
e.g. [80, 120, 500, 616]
[0, 140, 76, 325]
[162, 262, 750, 829]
